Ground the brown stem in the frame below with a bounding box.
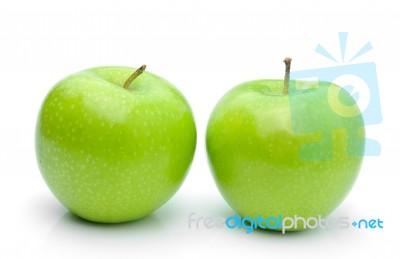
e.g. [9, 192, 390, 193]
[123, 65, 147, 89]
[283, 57, 292, 95]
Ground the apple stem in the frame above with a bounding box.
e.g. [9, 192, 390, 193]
[123, 65, 147, 89]
[283, 57, 292, 95]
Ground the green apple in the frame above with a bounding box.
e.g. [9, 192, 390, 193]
[36, 65, 196, 223]
[206, 58, 365, 231]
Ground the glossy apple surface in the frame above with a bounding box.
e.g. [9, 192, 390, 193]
[206, 78, 364, 231]
[36, 66, 196, 223]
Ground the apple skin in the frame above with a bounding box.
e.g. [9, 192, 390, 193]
[206, 79, 364, 231]
[36, 66, 196, 223]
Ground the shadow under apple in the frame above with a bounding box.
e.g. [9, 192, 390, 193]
[41, 210, 178, 258]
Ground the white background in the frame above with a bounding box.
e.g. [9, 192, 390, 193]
[1, 0, 399, 258]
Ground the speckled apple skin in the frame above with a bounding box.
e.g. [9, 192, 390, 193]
[36, 66, 196, 223]
[206, 80, 364, 231]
